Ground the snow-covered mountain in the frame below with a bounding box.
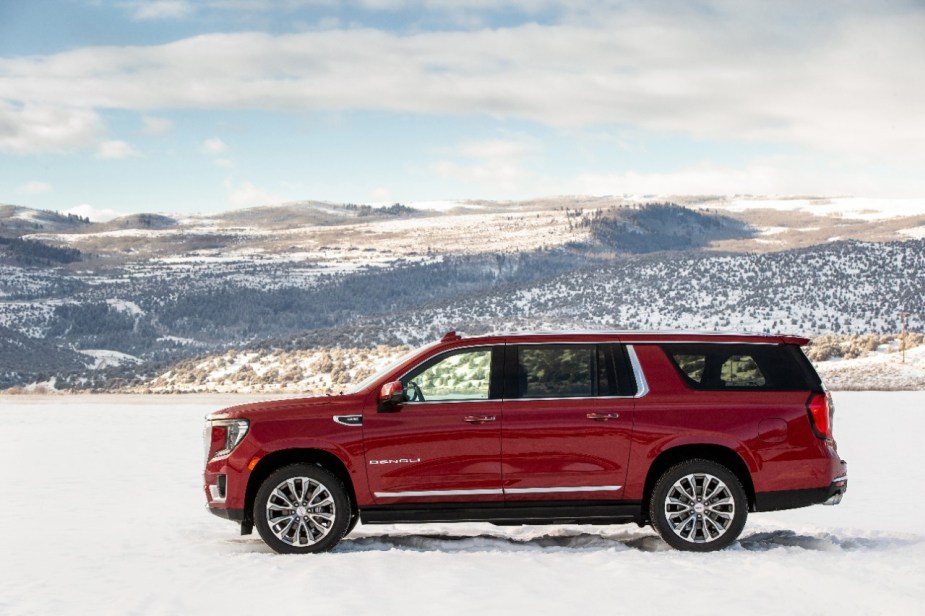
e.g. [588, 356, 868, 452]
[1, 196, 923, 391]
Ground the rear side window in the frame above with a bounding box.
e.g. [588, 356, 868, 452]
[662, 344, 813, 391]
[509, 344, 636, 398]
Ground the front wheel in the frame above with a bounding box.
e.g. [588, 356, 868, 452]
[649, 459, 747, 552]
[254, 464, 351, 554]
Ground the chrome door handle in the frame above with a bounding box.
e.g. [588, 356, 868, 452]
[463, 415, 497, 424]
[587, 412, 619, 421]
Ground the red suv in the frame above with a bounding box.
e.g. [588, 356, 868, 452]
[204, 331, 847, 553]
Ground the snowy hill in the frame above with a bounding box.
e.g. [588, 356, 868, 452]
[1, 196, 924, 391]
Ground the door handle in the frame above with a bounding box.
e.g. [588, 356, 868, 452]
[463, 415, 497, 424]
[586, 412, 620, 421]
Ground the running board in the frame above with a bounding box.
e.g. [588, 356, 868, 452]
[360, 500, 643, 525]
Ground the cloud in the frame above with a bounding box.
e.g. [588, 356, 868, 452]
[433, 137, 538, 195]
[201, 138, 228, 155]
[566, 157, 925, 200]
[2, 4, 922, 171]
[124, 0, 193, 20]
[225, 179, 286, 208]
[18, 181, 53, 194]
[142, 115, 175, 135]
[64, 204, 121, 222]
[0, 102, 103, 154]
[96, 139, 140, 159]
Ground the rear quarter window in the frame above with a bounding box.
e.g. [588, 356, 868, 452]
[662, 343, 815, 391]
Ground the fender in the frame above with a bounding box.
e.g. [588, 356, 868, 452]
[623, 430, 757, 501]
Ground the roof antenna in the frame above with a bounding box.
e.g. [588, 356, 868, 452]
[441, 331, 462, 342]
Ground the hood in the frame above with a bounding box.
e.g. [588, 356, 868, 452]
[207, 392, 366, 421]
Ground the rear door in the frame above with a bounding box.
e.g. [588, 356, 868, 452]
[501, 343, 637, 501]
[363, 345, 504, 503]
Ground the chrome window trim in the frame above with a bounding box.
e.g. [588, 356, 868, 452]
[398, 344, 496, 405]
[626, 345, 649, 399]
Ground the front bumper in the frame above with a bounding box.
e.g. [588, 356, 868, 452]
[209, 506, 245, 522]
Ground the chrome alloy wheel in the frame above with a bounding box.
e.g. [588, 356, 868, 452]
[663, 472, 735, 544]
[265, 477, 337, 547]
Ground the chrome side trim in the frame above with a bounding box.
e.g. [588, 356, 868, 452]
[374, 488, 504, 498]
[333, 415, 363, 426]
[208, 484, 226, 502]
[374, 485, 623, 498]
[504, 485, 623, 494]
[832, 475, 848, 483]
[626, 345, 649, 399]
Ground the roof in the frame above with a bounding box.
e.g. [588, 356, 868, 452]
[438, 329, 811, 346]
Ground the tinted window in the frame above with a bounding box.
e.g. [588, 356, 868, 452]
[662, 344, 813, 391]
[402, 347, 492, 402]
[519, 346, 594, 398]
[510, 344, 637, 398]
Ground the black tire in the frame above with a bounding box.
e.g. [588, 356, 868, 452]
[344, 513, 360, 537]
[649, 459, 748, 552]
[254, 463, 351, 554]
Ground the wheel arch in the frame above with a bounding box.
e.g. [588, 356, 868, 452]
[243, 448, 358, 533]
[640, 444, 756, 523]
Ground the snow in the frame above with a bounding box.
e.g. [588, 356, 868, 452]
[816, 345, 925, 390]
[77, 349, 142, 370]
[0, 391, 922, 615]
[717, 196, 925, 221]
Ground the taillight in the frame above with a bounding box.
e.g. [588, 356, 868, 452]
[807, 392, 834, 440]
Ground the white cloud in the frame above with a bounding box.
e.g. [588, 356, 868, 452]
[433, 137, 538, 194]
[142, 115, 175, 135]
[125, 0, 193, 20]
[2, 5, 921, 172]
[0, 102, 103, 154]
[370, 186, 392, 201]
[96, 139, 140, 159]
[18, 181, 53, 194]
[64, 204, 121, 222]
[225, 179, 286, 208]
[566, 157, 925, 200]
[201, 138, 228, 155]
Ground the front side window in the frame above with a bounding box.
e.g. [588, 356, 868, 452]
[402, 348, 492, 402]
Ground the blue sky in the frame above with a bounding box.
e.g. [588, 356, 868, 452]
[1, 1, 924, 219]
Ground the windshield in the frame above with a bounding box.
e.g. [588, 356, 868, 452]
[345, 344, 431, 394]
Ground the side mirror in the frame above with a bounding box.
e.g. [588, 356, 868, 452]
[378, 381, 405, 411]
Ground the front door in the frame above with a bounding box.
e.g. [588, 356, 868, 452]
[501, 343, 636, 501]
[363, 345, 503, 503]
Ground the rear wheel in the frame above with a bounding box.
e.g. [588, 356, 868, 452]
[254, 464, 351, 554]
[649, 459, 747, 552]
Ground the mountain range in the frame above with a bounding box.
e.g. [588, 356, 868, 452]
[1, 195, 923, 391]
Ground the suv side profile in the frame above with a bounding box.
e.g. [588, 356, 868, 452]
[204, 331, 847, 553]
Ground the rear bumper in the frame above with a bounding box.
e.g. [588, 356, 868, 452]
[755, 461, 847, 512]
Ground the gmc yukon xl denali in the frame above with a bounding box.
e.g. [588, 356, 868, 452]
[204, 331, 847, 553]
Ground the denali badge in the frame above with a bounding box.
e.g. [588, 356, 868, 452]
[369, 458, 421, 465]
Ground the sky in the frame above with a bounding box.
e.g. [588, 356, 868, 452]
[1, 0, 924, 220]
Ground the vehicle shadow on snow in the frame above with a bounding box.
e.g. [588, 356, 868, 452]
[332, 529, 919, 554]
[217, 528, 919, 555]
[335, 530, 670, 553]
[736, 529, 919, 552]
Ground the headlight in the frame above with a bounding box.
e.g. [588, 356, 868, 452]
[204, 418, 249, 462]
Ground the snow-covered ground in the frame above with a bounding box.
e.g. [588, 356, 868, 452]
[0, 392, 922, 615]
